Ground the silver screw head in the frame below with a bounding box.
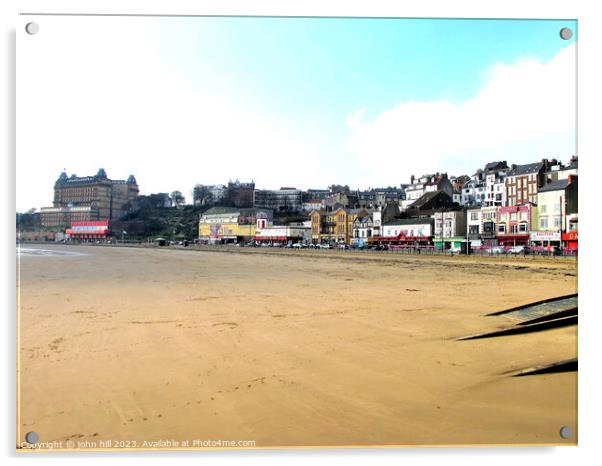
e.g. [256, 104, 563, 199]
[559, 27, 573, 40]
[559, 425, 572, 439]
[25, 22, 39, 35]
[25, 431, 39, 444]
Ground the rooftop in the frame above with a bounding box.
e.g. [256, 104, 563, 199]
[507, 162, 544, 177]
[384, 218, 433, 226]
[539, 179, 572, 193]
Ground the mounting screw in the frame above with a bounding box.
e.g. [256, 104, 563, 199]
[25, 22, 39, 35]
[559, 27, 573, 40]
[25, 431, 39, 444]
[559, 425, 572, 439]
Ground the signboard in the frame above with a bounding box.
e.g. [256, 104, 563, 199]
[562, 231, 578, 241]
[529, 231, 561, 241]
[382, 223, 432, 238]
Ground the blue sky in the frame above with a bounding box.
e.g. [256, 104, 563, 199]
[18, 16, 577, 210]
[157, 17, 575, 125]
[154, 17, 576, 187]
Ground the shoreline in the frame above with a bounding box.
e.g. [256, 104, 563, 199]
[16, 240, 578, 270]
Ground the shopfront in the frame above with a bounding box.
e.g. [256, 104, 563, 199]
[66, 220, 111, 241]
[562, 231, 578, 251]
[529, 231, 562, 248]
[497, 234, 529, 247]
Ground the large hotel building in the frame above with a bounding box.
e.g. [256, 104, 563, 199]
[40, 168, 139, 228]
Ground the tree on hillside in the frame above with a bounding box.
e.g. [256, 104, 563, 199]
[170, 190, 186, 207]
[193, 184, 214, 206]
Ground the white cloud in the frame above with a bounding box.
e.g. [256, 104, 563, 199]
[17, 16, 325, 210]
[345, 43, 576, 182]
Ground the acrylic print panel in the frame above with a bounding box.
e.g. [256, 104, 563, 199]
[16, 15, 577, 450]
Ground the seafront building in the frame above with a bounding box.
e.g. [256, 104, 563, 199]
[40, 169, 138, 228]
[27, 156, 578, 251]
[496, 204, 537, 247]
[310, 207, 369, 245]
[432, 210, 467, 250]
[466, 206, 483, 249]
[198, 207, 273, 244]
[530, 176, 578, 249]
[479, 206, 499, 248]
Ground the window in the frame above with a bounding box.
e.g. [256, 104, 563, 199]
[510, 213, 517, 221]
[519, 223, 527, 233]
[510, 225, 518, 234]
[554, 204, 560, 213]
[498, 224, 506, 233]
[540, 205, 547, 214]
[519, 211, 528, 221]
[554, 216, 561, 228]
[540, 218, 548, 229]
[471, 212, 479, 221]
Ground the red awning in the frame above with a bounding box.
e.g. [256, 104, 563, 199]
[253, 236, 289, 242]
[496, 234, 529, 240]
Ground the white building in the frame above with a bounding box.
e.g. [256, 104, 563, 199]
[480, 205, 499, 247]
[432, 210, 467, 244]
[352, 215, 374, 244]
[533, 177, 578, 248]
[462, 161, 508, 207]
[484, 172, 507, 207]
[254, 225, 311, 243]
[461, 172, 486, 207]
[381, 218, 433, 238]
[466, 207, 482, 248]
[209, 184, 227, 203]
[301, 200, 322, 212]
[402, 173, 453, 209]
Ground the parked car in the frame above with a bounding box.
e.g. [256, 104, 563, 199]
[487, 246, 505, 255]
[507, 245, 526, 255]
[448, 246, 461, 254]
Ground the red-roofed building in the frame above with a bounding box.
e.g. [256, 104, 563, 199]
[66, 221, 111, 240]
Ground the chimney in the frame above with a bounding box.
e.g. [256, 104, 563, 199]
[410, 175, 415, 184]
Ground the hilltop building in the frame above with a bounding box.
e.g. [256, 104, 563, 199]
[40, 169, 138, 228]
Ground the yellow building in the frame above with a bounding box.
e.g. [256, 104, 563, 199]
[198, 207, 273, 243]
[310, 208, 368, 245]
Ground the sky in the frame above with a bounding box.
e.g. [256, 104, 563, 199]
[17, 16, 576, 211]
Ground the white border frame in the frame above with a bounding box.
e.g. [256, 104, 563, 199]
[2, 1, 600, 465]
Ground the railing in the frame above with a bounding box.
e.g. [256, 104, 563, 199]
[18, 239, 578, 259]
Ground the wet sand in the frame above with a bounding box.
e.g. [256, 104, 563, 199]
[17, 244, 578, 449]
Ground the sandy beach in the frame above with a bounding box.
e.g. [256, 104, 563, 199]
[17, 244, 577, 449]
